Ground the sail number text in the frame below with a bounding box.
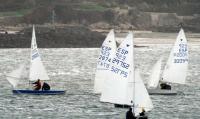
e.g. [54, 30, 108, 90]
[111, 66, 128, 78]
[174, 43, 188, 63]
[110, 48, 130, 77]
[97, 46, 112, 69]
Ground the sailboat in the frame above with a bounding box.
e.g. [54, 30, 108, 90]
[100, 32, 153, 116]
[148, 28, 188, 95]
[94, 29, 117, 94]
[6, 26, 65, 95]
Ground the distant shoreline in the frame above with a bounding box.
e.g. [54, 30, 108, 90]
[0, 25, 199, 48]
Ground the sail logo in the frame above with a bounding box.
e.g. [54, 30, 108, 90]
[32, 52, 39, 60]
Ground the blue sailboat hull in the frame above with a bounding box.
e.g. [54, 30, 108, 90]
[13, 90, 65, 95]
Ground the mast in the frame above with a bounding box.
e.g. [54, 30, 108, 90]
[29, 25, 35, 85]
[132, 31, 135, 112]
[131, 31, 153, 115]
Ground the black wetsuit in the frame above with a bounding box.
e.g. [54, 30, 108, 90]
[126, 110, 136, 119]
[42, 82, 50, 90]
[160, 83, 171, 90]
[139, 111, 148, 119]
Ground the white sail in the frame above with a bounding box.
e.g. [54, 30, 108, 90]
[6, 64, 25, 88]
[162, 28, 188, 84]
[29, 25, 50, 81]
[94, 29, 117, 93]
[100, 32, 134, 105]
[148, 57, 162, 88]
[134, 69, 154, 116]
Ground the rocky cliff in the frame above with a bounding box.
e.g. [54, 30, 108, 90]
[0, 0, 199, 32]
[0, 0, 199, 47]
[0, 25, 104, 48]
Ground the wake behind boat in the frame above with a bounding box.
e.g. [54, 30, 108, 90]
[6, 25, 65, 95]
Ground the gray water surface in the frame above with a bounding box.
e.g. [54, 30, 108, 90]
[0, 45, 199, 119]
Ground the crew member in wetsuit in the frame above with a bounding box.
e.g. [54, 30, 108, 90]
[139, 108, 146, 116]
[139, 108, 147, 119]
[160, 78, 171, 90]
[126, 107, 136, 119]
[160, 83, 171, 90]
[33, 79, 41, 90]
[42, 82, 50, 91]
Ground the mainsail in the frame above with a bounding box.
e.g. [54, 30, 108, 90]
[94, 29, 117, 93]
[100, 32, 134, 105]
[162, 28, 188, 84]
[29, 25, 50, 81]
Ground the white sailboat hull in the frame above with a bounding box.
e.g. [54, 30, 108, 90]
[148, 89, 177, 95]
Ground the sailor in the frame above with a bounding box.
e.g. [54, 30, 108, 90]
[33, 79, 41, 90]
[126, 107, 136, 119]
[160, 83, 171, 90]
[42, 82, 51, 91]
[160, 78, 171, 90]
[139, 108, 146, 116]
[139, 108, 148, 119]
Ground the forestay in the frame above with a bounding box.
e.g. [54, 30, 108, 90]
[162, 28, 188, 84]
[94, 29, 117, 93]
[29, 26, 50, 81]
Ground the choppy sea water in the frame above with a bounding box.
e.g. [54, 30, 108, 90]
[0, 44, 200, 119]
